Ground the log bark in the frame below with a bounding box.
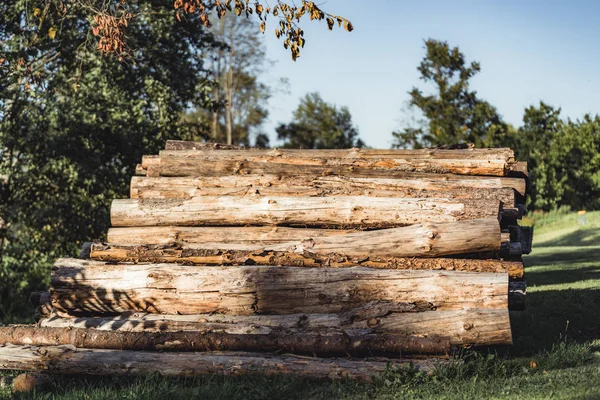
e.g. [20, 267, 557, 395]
[157, 150, 516, 177]
[107, 225, 353, 246]
[166, 140, 257, 150]
[0, 344, 439, 381]
[105, 219, 502, 258]
[131, 174, 526, 198]
[110, 196, 502, 228]
[89, 244, 524, 279]
[0, 325, 450, 355]
[39, 307, 512, 346]
[162, 142, 515, 161]
[50, 259, 508, 316]
[129, 176, 517, 206]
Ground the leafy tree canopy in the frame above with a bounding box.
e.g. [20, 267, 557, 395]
[276, 92, 364, 149]
[392, 39, 510, 148]
[0, 0, 217, 321]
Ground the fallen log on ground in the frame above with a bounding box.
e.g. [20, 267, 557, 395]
[110, 196, 505, 228]
[50, 259, 509, 316]
[0, 325, 451, 355]
[38, 307, 512, 346]
[89, 244, 524, 279]
[0, 344, 440, 381]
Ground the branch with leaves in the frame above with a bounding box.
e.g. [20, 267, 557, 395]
[86, 0, 353, 61]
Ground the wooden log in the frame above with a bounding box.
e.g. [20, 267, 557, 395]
[50, 259, 509, 316]
[129, 176, 517, 206]
[110, 196, 502, 228]
[157, 150, 516, 177]
[105, 219, 502, 258]
[0, 325, 450, 355]
[39, 307, 513, 346]
[0, 344, 439, 381]
[163, 141, 515, 161]
[166, 140, 257, 150]
[89, 244, 524, 279]
[131, 174, 526, 198]
[107, 225, 353, 246]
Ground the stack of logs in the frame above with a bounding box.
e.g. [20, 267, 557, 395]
[0, 141, 531, 382]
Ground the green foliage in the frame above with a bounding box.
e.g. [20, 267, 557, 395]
[276, 92, 364, 149]
[0, 0, 218, 322]
[516, 103, 600, 212]
[392, 39, 511, 149]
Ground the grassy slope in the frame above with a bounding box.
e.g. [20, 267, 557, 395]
[3, 212, 600, 399]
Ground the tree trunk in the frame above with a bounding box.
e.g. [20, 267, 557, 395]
[0, 325, 451, 355]
[0, 344, 439, 381]
[39, 307, 512, 346]
[157, 149, 517, 177]
[131, 174, 526, 199]
[89, 245, 524, 279]
[110, 197, 502, 228]
[50, 259, 509, 316]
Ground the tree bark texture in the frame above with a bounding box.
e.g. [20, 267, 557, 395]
[49, 259, 509, 316]
[131, 173, 526, 198]
[0, 325, 451, 355]
[110, 196, 502, 228]
[155, 150, 517, 177]
[38, 307, 512, 346]
[105, 219, 503, 258]
[129, 176, 517, 206]
[89, 244, 524, 279]
[0, 344, 440, 381]
[162, 142, 515, 161]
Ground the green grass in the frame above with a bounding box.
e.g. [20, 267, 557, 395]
[3, 211, 600, 399]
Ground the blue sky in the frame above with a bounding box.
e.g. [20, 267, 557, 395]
[258, 0, 600, 148]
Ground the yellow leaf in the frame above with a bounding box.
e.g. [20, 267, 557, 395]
[259, 21, 265, 33]
[33, 7, 41, 17]
[326, 17, 334, 30]
[48, 27, 57, 39]
[343, 20, 353, 32]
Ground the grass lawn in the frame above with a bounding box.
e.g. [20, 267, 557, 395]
[2, 211, 600, 399]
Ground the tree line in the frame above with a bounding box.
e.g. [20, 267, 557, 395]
[0, 2, 598, 321]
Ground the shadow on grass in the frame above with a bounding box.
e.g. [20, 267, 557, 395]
[524, 265, 600, 286]
[509, 244, 600, 356]
[525, 248, 600, 267]
[510, 287, 600, 355]
[535, 227, 600, 247]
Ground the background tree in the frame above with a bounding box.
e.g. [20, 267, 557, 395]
[392, 39, 511, 148]
[276, 92, 364, 149]
[187, 13, 272, 146]
[532, 115, 600, 212]
[0, 0, 219, 321]
[514, 102, 562, 210]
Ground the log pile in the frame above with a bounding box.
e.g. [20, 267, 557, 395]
[0, 141, 531, 382]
